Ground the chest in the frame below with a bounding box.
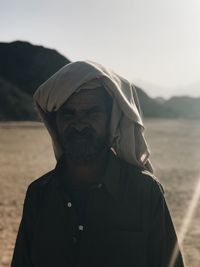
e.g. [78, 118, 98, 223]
[31, 186, 149, 267]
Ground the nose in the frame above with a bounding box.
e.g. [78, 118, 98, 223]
[73, 122, 88, 132]
[71, 113, 89, 132]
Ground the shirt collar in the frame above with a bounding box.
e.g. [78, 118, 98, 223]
[102, 150, 121, 198]
[54, 149, 121, 198]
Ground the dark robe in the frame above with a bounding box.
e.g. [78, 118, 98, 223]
[11, 151, 185, 267]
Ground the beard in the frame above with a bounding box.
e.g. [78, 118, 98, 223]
[62, 127, 108, 162]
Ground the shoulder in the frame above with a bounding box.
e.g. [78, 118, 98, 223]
[120, 160, 167, 217]
[120, 159, 164, 196]
[29, 170, 54, 188]
[21, 170, 55, 219]
[26, 170, 54, 199]
[139, 169, 164, 194]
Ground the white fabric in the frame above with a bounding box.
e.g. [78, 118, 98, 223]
[33, 60, 153, 172]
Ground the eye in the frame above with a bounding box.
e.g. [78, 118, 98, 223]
[61, 109, 75, 117]
[87, 110, 98, 116]
[86, 108, 101, 117]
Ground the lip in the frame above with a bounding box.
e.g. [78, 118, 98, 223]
[71, 136, 89, 142]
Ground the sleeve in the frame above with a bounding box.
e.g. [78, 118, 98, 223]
[147, 181, 185, 267]
[11, 184, 38, 267]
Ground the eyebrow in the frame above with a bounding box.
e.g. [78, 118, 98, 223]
[60, 105, 103, 113]
[60, 107, 75, 113]
[85, 106, 102, 113]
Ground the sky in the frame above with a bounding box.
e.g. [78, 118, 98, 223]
[1, 0, 200, 98]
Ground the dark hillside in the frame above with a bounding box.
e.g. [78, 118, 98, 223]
[0, 77, 37, 120]
[164, 96, 200, 119]
[0, 40, 199, 120]
[135, 87, 177, 118]
[0, 41, 70, 95]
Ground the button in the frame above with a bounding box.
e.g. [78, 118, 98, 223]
[97, 183, 102, 188]
[72, 236, 77, 244]
[67, 202, 72, 208]
[78, 225, 84, 231]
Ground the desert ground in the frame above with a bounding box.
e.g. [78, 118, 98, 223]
[0, 119, 199, 267]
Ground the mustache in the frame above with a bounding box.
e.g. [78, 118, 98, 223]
[64, 127, 97, 141]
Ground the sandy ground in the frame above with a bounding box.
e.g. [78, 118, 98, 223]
[0, 119, 199, 267]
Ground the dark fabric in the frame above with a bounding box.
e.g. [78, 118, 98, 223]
[11, 152, 185, 267]
[56, 155, 103, 226]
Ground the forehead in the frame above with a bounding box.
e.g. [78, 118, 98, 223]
[61, 88, 109, 109]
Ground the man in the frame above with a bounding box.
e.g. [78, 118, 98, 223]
[11, 61, 185, 267]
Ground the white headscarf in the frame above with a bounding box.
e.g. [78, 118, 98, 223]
[33, 60, 153, 172]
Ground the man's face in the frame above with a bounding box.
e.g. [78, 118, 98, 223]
[55, 87, 112, 162]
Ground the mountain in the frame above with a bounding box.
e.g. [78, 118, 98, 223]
[135, 87, 177, 118]
[0, 41, 70, 96]
[0, 41, 70, 120]
[163, 96, 200, 119]
[154, 97, 166, 104]
[0, 40, 199, 120]
[0, 77, 36, 120]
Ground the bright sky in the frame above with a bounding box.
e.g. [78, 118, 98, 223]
[1, 0, 200, 98]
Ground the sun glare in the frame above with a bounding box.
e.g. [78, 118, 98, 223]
[168, 175, 200, 267]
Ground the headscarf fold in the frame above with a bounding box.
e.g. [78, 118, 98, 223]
[33, 60, 153, 172]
